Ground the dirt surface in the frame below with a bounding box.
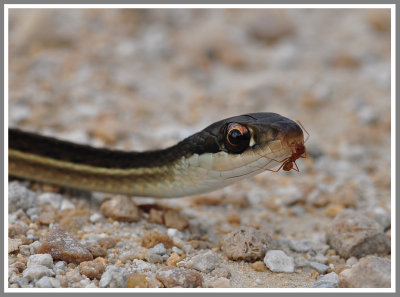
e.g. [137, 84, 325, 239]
[8, 9, 391, 289]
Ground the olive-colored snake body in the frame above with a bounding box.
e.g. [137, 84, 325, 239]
[9, 113, 305, 198]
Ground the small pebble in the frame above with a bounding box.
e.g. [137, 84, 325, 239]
[290, 205, 305, 217]
[226, 210, 241, 225]
[65, 267, 82, 283]
[163, 210, 189, 230]
[8, 181, 36, 212]
[29, 241, 42, 254]
[37, 192, 63, 209]
[167, 228, 183, 239]
[145, 251, 163, 264]
[141, 231, 173, 249]
[120, 250, 136, 262]
[10, 209, 30, 223]
[37, 225, 93, 264]
[211, 267, 231, 279]
[222, 227, 270, 261]
[172, 237, 185, 248]
[99, 265, 129, 288]
[166, 253, 183, 267]
[19, 237, 33, 247]
[86, 243, 107, 258]
[98, 237, 117, 249]
[27, 254, 54, 269]
[8, 238, 22, 253]
[9, 222, 29, 237]
[310, 269, 320, 280]
[39, 211, 57, 225]
[313, 254, 329, 264]
[10, 274, 29, 287]
[22, 264, 55, 281]
[308, 261, 329, 274]
[251, 261, 266, 272]
[36, 276, 60, 288]
[264, 250, 295, 273]
[149, 208, 164, 224]
[367, 10, 391, 32]
[183, 244, 194, 254]
[89, 213, 102, 223]
[161, 253, 171, 260]
[156, 266, 202, 288]
[36, 276, 52, 288]
[149, 243, 167, 255]
[288, 239, 313, 253]
[324, 204, 345, 218]
[26, 208, 40, 222]
[295, 257, 310, 268]
[9, 267, 18, 278]
[172, 246, 183, 254]
[312, 272, 339, 288]
[223, 193, 249, 208]
[326, 210, 390, 258]
[10, 262, 26, 273]
[54, 261, 67, 271]
[248, 10, 294, 44]
[100, 195, 140, 222]
[59, 209, 91, 234]
[184, 250, 218, 273]
[26, 229, 36, 240]
[357, 104, 378, 125]
[60, 199, 75, 211]
[79, 258, 105, 280]
[346, 257, 358, 267]
[131, 259, 154, 273]
[79, 279, 91, 287]
[56, 275, 68, 288]
[339, 256, 391, 288]
[365, 207, 391, 230]
[127, 273, 148, 288]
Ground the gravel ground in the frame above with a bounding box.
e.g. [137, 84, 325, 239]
[8, 9, 391, 289]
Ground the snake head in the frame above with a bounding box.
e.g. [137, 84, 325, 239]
[205, 113, 305, 155]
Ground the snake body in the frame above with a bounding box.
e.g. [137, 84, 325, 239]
[8, 113, 305, 198]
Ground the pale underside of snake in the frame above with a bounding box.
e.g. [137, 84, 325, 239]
[8, 113, 306, 198]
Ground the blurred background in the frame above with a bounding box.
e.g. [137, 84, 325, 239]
[8, 8, 391, 225]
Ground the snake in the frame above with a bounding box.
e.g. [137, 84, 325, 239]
[8, 112, 306, 198]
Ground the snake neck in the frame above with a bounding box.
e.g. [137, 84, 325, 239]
[9, 128, 220, 169]
[8, 128, 221, 197]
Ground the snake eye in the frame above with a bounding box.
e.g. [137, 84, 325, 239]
[224, 123, 250, 153]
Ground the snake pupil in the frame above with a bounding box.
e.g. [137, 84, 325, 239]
[225, 123, 250, 153]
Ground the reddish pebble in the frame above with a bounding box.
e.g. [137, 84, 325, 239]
[100, 196, 140, 222]
[37, 225, 93, 264]
[156, 266, 202, 288]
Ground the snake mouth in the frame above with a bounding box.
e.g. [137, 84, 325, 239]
[277, 126, 305, 155]
[242, 115, 305, 153]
